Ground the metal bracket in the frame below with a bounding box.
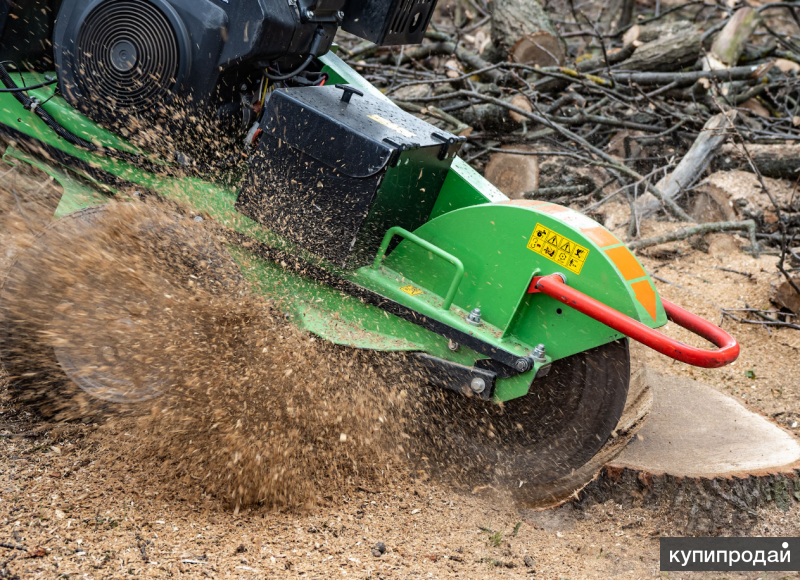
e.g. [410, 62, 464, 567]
[412, 353, 497, 401]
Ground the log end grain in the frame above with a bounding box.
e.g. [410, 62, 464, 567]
[576, 369, 800, 533]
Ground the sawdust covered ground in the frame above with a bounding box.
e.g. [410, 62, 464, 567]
[1, 166, 799, 579]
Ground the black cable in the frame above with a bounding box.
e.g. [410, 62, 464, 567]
[0, 78, 57, 92]
[265, 26, 325, 81]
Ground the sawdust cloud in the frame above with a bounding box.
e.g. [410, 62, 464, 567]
[1, 197, 421, 510]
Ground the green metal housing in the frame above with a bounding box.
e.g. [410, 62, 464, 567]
[0, 52, 667, 402]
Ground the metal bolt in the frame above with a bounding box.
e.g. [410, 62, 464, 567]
[470, 377, 486, 394]
[448, 339, 460, 352]
[532, 343, 547, 363]
[466, 308, 482, 326]
[515, 358, 531, 373]
[306, 10, 315, 19]
[336, 10, 345, 20]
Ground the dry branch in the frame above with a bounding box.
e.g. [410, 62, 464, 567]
[708, 7, 762, 69]
[628, 219, 759, 257]
[637, 111, 737, 217]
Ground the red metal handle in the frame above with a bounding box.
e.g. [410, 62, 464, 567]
[532, 274, 739, 368]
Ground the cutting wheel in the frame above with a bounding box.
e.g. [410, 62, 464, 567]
[408, 339, 631, 499]
[0, 205, 243, 421]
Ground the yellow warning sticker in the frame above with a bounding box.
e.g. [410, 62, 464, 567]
[527, 223, 590, 275]
[399, 284, 424, 296]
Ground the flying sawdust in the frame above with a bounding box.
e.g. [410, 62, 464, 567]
[0, 200, 417, 510]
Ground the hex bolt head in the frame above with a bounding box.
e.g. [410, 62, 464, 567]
[466, 308, 482, 326]
[448, 339, 460, 352]
[470, 377, 486, 394]
[532, 343, 547, 363]
[336, 10, 345, 20]
[515, 358, 531, 372]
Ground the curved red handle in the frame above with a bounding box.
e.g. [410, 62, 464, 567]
[533, 274, 740, 368]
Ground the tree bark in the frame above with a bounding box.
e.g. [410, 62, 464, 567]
[717, 143, 800, 179]
[622, 20, 695, 46]
[619, 25, 702, 72]
[491, 0, 557, 59]
[772, 275, 800, 314]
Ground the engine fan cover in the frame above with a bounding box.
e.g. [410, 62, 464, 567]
[55, 0, 191, 120]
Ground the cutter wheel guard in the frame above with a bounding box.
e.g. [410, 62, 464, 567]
[0, 0, 738, 493]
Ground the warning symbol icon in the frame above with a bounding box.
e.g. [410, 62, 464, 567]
[526, 222, 591, 275]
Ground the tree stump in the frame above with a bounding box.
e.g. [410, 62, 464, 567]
[576, 370, 800, 534]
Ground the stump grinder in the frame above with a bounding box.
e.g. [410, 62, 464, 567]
[0, 0, 740, 493]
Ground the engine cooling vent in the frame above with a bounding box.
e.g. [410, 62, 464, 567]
[74, 0, 181, 114]
[388, 0, 434, 38]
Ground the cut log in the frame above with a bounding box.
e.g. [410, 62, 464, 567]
[458, 104, 514, 132]
[772, 276, 800, 314]
[510, 32, 564, 66]
[508, 95, 533, 123]
[689, 169, 798, 226]
[718, 142, 800, 179]
[618, 25, 701, 72]
[636, 111, 736, 217]
[483, 147, 539, 199]
[622, 20, 696, 46]
[775, 58, 800, 74]
[458, 95, 534, 132]
[576, 370, 800, 534]
[491, 0, 557, 59]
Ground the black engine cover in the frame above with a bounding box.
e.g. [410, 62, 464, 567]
[236, 85, 462, 268]
[53, 0, 339, 122]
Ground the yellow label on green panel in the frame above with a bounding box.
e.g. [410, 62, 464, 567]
[527, 223, 590, 275]
[399, 284, 424, 296]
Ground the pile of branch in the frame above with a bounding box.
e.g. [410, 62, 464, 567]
[335, 0, 800, 313]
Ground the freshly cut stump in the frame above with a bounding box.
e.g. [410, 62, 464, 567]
[578, 370, 800, 529]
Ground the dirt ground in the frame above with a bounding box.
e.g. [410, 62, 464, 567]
[2, 169, 800, 580]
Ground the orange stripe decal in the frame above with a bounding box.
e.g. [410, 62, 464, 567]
[501, 199, 549, 207]
[536, 204, 570, 214]
[631, 279, 658, 320]
[582, 226, 619, 248]
[605, 246, 646, 281]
